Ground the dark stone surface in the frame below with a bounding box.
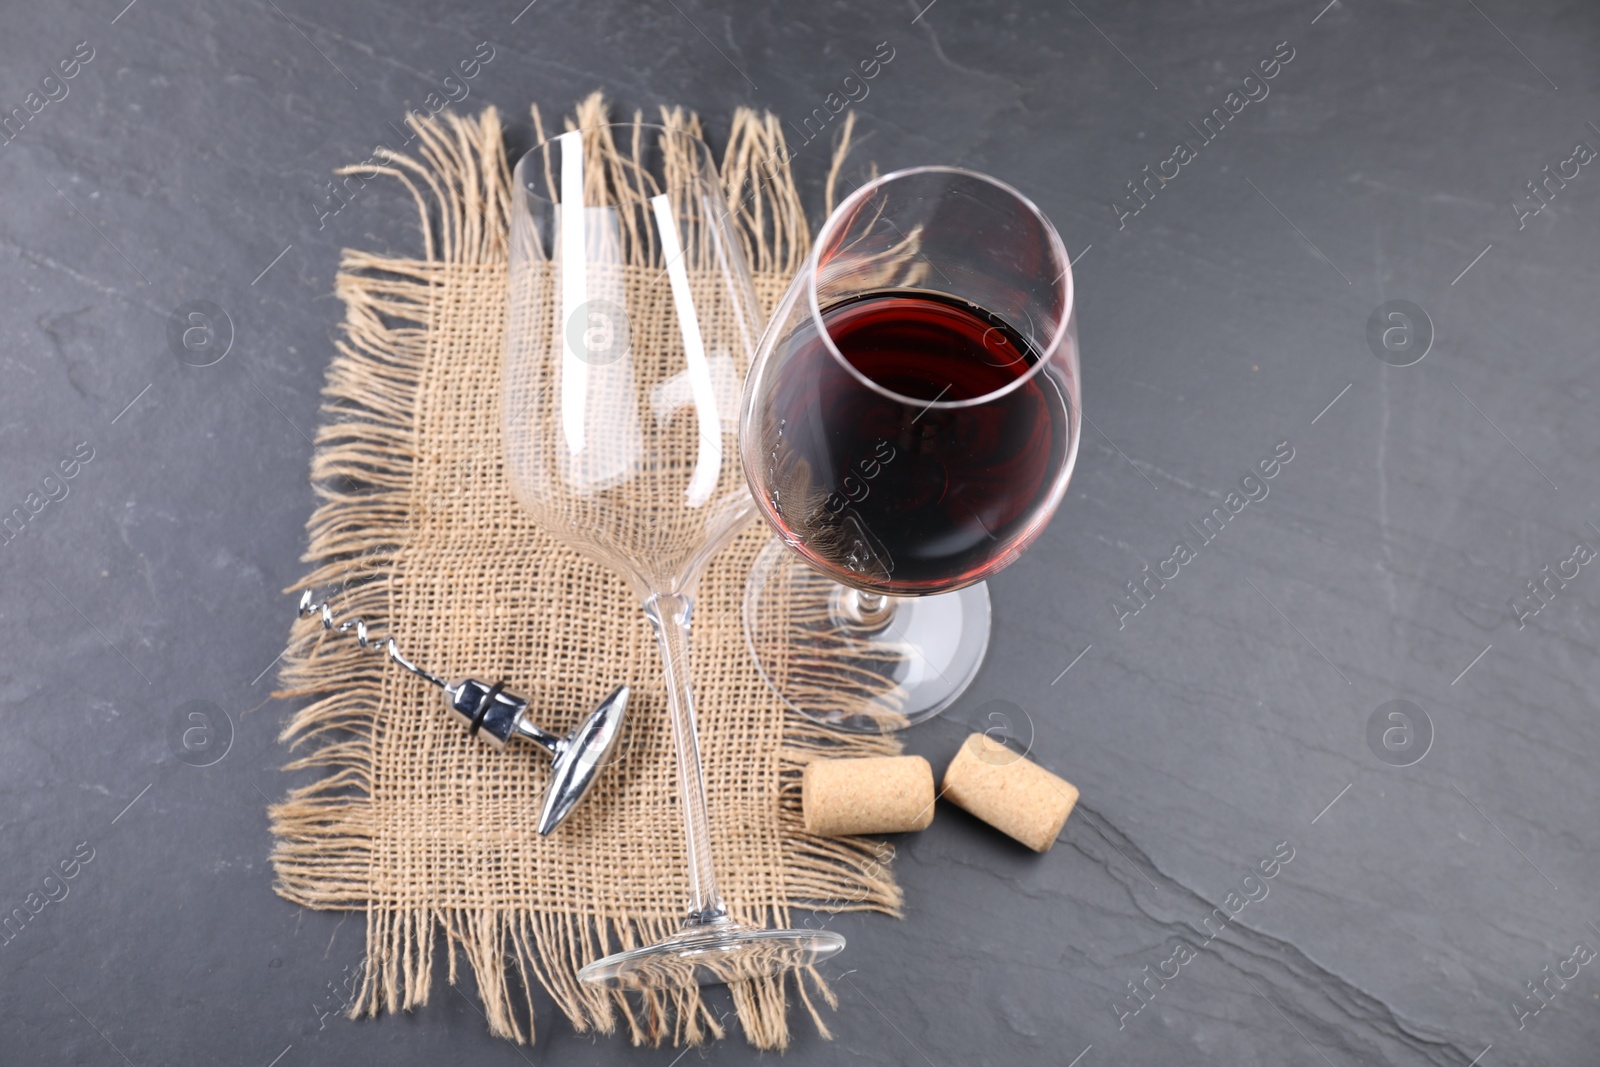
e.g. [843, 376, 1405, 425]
[3, 0, 1598, 1063]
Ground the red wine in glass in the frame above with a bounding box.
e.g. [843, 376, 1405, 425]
[760, 289, 1070, 595]
[739, 165, 1080, 731]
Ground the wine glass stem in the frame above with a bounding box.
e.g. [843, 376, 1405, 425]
[642, 591, 726, 927]
[835, 586, 896, 631]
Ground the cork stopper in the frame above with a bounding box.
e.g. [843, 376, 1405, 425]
[802, 755, 937, 837]
[942, 733, 1078, 852]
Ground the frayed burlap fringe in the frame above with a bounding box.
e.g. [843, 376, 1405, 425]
[269, 96, 899, 1051]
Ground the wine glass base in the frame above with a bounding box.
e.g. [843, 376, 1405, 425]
[743, 537, 991, 733]
[577, 918, 846, 989]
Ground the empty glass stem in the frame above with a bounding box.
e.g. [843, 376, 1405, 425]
[642, 591, 727, 926]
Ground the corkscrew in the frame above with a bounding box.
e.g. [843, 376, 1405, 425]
[297, 590, 630, 835]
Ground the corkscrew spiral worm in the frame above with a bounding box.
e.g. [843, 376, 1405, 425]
[297, 589, 448, 689]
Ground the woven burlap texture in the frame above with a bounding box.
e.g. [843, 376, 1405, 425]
[268, 97, 900, 1050]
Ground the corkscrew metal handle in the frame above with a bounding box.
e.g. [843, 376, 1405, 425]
[296, 591, 630, 835]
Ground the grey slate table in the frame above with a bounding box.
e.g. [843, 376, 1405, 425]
[3, 1, 1598, 1063]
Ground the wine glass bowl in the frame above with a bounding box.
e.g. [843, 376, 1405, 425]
[740, 167, 1080, 732]
[503, 125, 759, 595]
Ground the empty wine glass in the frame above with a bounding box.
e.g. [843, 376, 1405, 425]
[740, 167, 1080, 732]
[503, 123, 845, 988]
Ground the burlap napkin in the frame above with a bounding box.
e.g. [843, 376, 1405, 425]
[268, 96, 899, 1050]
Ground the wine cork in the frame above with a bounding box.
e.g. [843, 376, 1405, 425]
[942, 734, 1078, 852]
[802, 756, 936, 836]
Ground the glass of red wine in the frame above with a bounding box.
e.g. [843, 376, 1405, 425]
[739, 166, 1080, 731]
